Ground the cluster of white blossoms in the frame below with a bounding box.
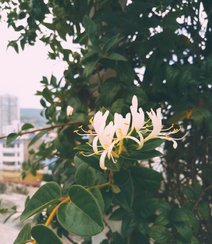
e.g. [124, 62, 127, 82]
[74, 95, 186, 170]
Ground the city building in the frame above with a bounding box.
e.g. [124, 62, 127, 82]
[0, 139, 24, 171]
[0, 94, 21, 136]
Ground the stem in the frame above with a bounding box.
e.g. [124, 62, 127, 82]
[88, 181, 110, 191]
[0, 121, 84, 140]
[32, 196, 70, 244]
[191, 185, 212, 212]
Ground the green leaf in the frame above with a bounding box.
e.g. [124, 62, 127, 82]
[90, 188, 105, 214]
[182, 208, 199, 233]
[139, 198, 158, 218]
[121, 150, 163, 161]
[13, 223, 31, 244]
[28, 129, 49, 148]
[110, 184, 121, 193]
[75, 163, 96, 187]
[155, 213, 169, 226]
[84, 57, 100, 76]
[57, 185, 104, 237]
[174, 221, 193, 241]
[114, 176, 134, 211]
[138, 218, 149, 236]
[74, 153, 103, 172]
[83, 16, 98, 46]
[197, 200, 210, 220]
[121, 213, 137, 238]
[109, 207, 128, 221]
[100, 77, 121, 107]
[100, 187, 113, 211]
[103, 34, 123, 53]
[169, 208, 189, 222]
[191, 236, 200, 244]
[6, 133, 18, 146]
[50, 74, 57, 87]
[182, 186, 196, 200]
[111, 232, 125, 244]
[141, 138, 165, 151]
[157, 199, 171, 213]
[114, 169, 130, 186]
[21, 123, 34, 131]
[130, 166, 163, 192]
[107, 52, 127, 61]
[20, 182, 61, 222]
[148, 226, 171, 244]
[116, 61, 134, 85]
[193, 183, 202, 199]
[43, 87, 53, 103]
[31, 225, 63, 244]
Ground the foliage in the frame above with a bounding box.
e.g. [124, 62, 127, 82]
[1, 0, 212, 243]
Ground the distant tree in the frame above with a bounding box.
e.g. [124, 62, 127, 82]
[1, 0, 212, 243]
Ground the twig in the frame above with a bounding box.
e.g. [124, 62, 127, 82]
[191, 185, 212, 212]
[0, 121, 84, 140]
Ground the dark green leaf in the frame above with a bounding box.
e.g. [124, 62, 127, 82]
[109, 207, 128, 221]
[90, 188, 105, 214]
[75, 163, 96, 187]
[148, 226, 171, 244]
[20, 182, 61, 222]
[100, 77, 121, 107]
[130, 166, 163, 192]
[121, 150, 163, 161]
[107, 52, 127, 61]
[21, 123, 34, 131]
[121, 213, 137, 238]
[57, 185, 104, 237]
[169, 208, 189, 222]
[197, 200, 210, 220]
[6, 133, 18, 146]
[182, 186, 196, 200]
[155, 213, 169, 226]
[31, 225, 63, 244]
[182, 208, 199, 233]
[174, 221, 193, 241]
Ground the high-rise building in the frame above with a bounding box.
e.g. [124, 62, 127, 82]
[0, 94, 21, 136]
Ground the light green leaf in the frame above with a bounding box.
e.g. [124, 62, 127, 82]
[13, 223, 31, 244]
[31, 225, 63, 244]
[20, 182, 61, 222]
[107, 52, 127, 61]
[57, 185, 104, 237]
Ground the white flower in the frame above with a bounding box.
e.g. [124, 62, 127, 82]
[92, 121, 117, 170]
[114, 112, 141, 154]
[130, 95, 145, 149]
[67, 105, 74, 116]
[144, 108, 184, 149]
[92, 110, 109, 134]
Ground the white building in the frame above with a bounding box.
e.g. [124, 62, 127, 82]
[0, 94, 21, 136]
[0, 139, 24, 171]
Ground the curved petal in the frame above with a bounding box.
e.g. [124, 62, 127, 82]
[136, 131, 144, 150]
[107, 139, 119, 159]
[92, 136, 99, 154]
[100, 150, 107, 170]
[125, 135, 142, 146]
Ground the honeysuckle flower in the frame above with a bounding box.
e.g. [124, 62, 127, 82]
[91, 110, 109, 134]
[130, 95, 145, 149]
[114, 112, 142, 154]
[92, 121, 118, 170]
[144, 108, 186, 149]
[67, 105, 74, 116]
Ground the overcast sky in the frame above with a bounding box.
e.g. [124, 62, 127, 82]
[0, 21, 75, 109]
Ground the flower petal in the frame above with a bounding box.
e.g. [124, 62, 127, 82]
[100, 150, 107, 170]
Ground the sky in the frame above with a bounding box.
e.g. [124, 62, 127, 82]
[0, 20, 77, 109]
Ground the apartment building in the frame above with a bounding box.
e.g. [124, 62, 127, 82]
[0, 139, 24, 171]
[0, 94, 21, 136]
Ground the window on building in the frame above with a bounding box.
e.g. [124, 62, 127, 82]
[17, 143, 20, 148]
[3, 144, 15, 148]
[3, 152, 15, 157]
[3, 161, 15, 166]
[17, 152, 20, 156]
[18, 161, 21, 165]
